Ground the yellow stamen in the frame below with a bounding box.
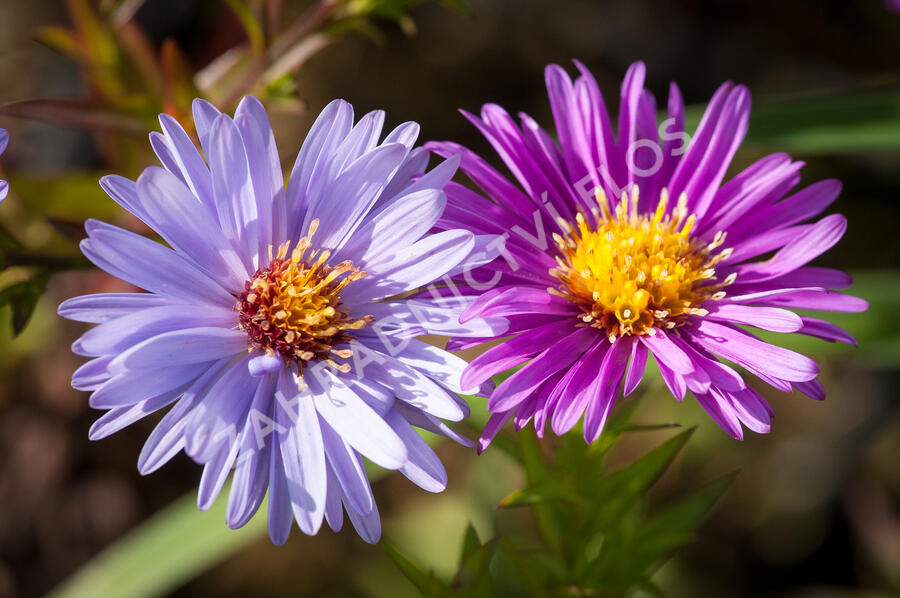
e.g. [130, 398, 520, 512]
[551, 186, 734, 337]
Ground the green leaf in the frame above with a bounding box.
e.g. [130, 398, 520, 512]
[0, 223, 26, 268]
[452, 529, 496, 598]
[384, 542, 448, 598]
[494, 539, 554, 598]
[225, 0, 266, 57]
[45, 486, 268, 598]
[682, 89, 900, 154]
[34, 26, 84, 60]
[587, 427, 696, 531]
[49, 439, 445, 598]
[458, 523, 481, 564]
[747, 89, 900, 154]
[7, 172, 123, 222]
[517, 431, 565, 557]
[637, 472, 737, 552]
[498, 480, 589, 509]
[0, 274, 49, 336]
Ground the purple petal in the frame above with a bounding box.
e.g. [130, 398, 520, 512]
[689, 319, 818, 382]
[285, 100, 354, 240]
[733, 214, 847, 282]
[385, 409, 447, 492]
[694, 389, 743, 440]
[623, 339, 648, 396]
[798, 317, 857, 345]
[583, 337, 630, 443]
[342, 230, 475, 303]
[88, 387, 182, 440]
[462, 286, 577, 322]
[276, 370, 327, 535]
[208, 114, 258, 267]
[248, 353, 283, 377]
[90, 364, 203, 408]
[267, 445, 293, 545]
[462, 319, 578, 388]
[156, 113, 214, 208]
[235, 96, 285, 256]
[311, 370, 407, 469]
[477, 409, 515, 454]
[350, 342, 466, 421]
[336, 188, 446, 267]
[81, 220, 234, 306]
[184, 356, 258, 463]
[58, 292, 175, 324]
[793, 379, 825, 401]
[304, 143, 407, 251]
[704, 303, 803, 332]
[197, 437, 240, 510]
[108, 327, 248, 373]
[137, 359, 233, 474]
[76, 304, 235, 356]
[640, 329, 694, 374]
[320, 422, 374, 516]
[549, 341, 610, 436]
[226, 374, 276, 529]
[489, 326, 598, 412]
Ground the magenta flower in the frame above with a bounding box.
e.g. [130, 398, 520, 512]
[427, 61, 867, 450]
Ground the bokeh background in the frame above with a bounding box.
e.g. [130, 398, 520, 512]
[0, 1, 898, 597]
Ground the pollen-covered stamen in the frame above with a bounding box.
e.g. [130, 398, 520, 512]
[550, 187, 735, 340]
[236, 219, 373, 373]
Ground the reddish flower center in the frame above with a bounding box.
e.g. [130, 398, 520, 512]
[236, 220, 372, 372]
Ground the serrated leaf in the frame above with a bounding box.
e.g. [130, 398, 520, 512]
[384, 542, 448, 598]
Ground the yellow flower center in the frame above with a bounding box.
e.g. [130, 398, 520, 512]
[237, 219, 372, 373]
[550, 188, 734, 341]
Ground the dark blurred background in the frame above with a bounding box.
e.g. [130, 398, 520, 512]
[0, 1, 898, 597]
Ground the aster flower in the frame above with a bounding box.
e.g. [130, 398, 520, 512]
[0, 128, 8, 201]
[59, 97, 502, 544]
[426, 61, 867, 449]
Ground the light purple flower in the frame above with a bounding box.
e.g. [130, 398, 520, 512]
[427, 61, 868, 450]
[0, 129, 8, 201]
[60, 97, 501, 544]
